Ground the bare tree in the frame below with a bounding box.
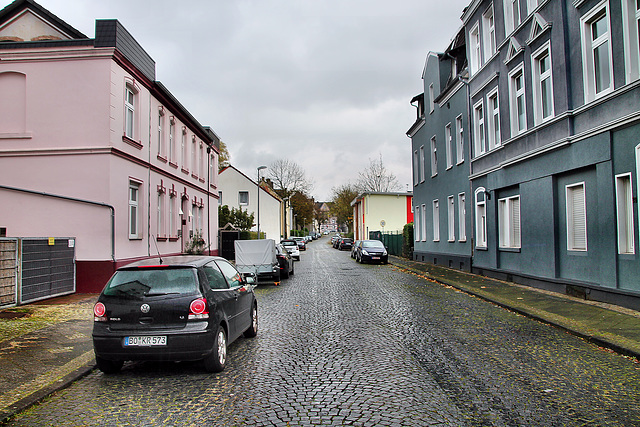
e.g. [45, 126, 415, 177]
[267, 158, 313, 198]
[355, 153, 401, 193]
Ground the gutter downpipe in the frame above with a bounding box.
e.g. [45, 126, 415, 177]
[0, 184, 116, 261]
[458, 73, 474, 260]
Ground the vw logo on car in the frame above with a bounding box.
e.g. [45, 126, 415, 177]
[140, 304, 150, 313]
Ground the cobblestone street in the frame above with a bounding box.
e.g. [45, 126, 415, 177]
[6, 240, 640, 426]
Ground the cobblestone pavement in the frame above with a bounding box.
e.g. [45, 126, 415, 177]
[5, 240, 640, 426]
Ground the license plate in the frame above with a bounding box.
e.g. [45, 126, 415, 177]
[124, 336, 167, 346]
[372, 256, 380, 260]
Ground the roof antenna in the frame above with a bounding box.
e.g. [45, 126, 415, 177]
[152, 234, 163, 264]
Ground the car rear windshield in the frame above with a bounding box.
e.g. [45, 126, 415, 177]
[103, 267, 199, 298]
[281, 241, 296, 246]
[363, 241, 384, 248]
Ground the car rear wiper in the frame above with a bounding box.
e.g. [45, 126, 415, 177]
[144, 292, 180, 296]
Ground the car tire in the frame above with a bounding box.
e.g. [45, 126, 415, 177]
[204, 325, 227, 373]
[96, 356, 123, 374]
[291, 262, 295, 275]
[282, 265, 290, 279]
[244, 304, 258, 338]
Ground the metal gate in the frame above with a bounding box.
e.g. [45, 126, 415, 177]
[0, 238, 18, 307]
[20, 238, 75, 304]
[219, 230, 240, 261]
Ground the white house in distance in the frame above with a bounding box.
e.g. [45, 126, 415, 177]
[218, 165, 283, 240]
[351, 192, 414, 241]
[0, 0, 220, 293]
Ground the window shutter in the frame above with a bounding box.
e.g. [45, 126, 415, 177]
[569, 185, 587, 250]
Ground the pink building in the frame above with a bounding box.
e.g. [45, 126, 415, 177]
[0, 0, 220, 293]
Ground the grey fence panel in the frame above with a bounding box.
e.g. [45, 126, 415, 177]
[20, 238, 75, 304]
[0, 238, 18, 307]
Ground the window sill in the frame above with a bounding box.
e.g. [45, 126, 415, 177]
[129, 236, 143, 241]
[458, 239, 467, 243]
[199, 178, 205, 183]
[475, 246, 488, 251]
[191, 173, 198, 179]
[0, 132, 32, 139]
[169, 161, 178, 169]
[169, 237, 179, 242]
[498, 246, 521, 253]
[182, 168, 189, 174]
[157, 236, 168, 242]
[157, 155, 167, 163]
[123, 135, 142, 149]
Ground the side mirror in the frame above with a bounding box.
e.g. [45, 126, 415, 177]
[242, 272, 256, 284]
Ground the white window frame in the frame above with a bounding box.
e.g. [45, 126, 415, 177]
[181, 128, 188, 170]
[168, 118, 175, 163]
[419, 145, 426, 182]
[433, 200, 440, 242]
[508, 63, 527, 136]
[622, 0, 640, 83]
[475, 188, 488, 248]
[498, 195, 521, 249]
[580, 0, 614, 102]
[616, 173, 635, 254]
[429, 83, 435, 114]
[445, 123, 453, 169]
[413, 149, 419, 185]
[124, 86, 136, 140]
[469, 22, 482, 74]
[448, 195, 455, 242]
[531, 41, 554, 125]
[169, 193, 176, 237]
[566, 182, 587, 251]
[487, 88, 501, 150]
[504, 0, 521, 35]
[414, 205, 421, 242]
[483, 5, 497, 60]
[158, 109, 165, 157]
[157, 191, 165, 238]
[458, 193, 467, 242]
[430, 136, 438, 177]
[128, 181, 141, 239]
[239, 191, 249, 206]
[191, 136, 197, 177]
[473, 99, 486, 157]
[421, 204, 427, 241]
[456, 115, 464, 164]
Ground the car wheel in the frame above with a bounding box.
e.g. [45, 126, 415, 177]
[204, 325, 227, 373]
[291, 262, 295, 275]
[244, 303, 258, 338]
[282, 264, 290, 279]
[96, 356, 123, 374]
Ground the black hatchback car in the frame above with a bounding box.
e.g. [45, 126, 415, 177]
[355, 240, 388, 264]
[92, 256, 258, 374]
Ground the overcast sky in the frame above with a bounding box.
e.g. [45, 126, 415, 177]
[11, 0, 471, 201]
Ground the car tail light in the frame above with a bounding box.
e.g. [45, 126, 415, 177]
[94, 302, 107, 322]
[188, 298, 209, 320]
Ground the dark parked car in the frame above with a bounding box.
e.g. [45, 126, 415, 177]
[351, 240, 361, 258]
[276, 243, 295, 279]
[355, 240, 388, 264]
[338, 238, 353, 251]
[92, 256, 258, 374]
[293, 236, 306, 251]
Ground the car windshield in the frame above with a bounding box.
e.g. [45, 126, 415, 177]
[281, 241, 296, 246]
[104, 267, 199, 298]
[362, 241, 384, 248]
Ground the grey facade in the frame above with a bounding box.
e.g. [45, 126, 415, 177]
[410, 0, 640, 309]
[408, 28, 473, 271]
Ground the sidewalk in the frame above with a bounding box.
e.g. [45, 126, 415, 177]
[1, 260, 640, 423]
[0, 294, 97, 424]
[389, 255, 640, 359]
